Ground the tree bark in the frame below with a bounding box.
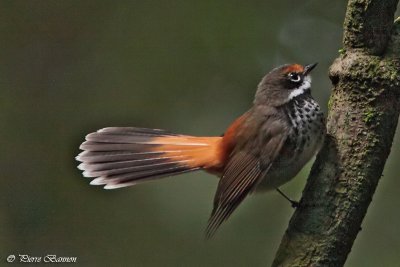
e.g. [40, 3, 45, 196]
[272, 1, 400, 266]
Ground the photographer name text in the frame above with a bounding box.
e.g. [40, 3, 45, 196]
[7, 254, 77, 263]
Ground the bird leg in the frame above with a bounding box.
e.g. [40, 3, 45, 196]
[276, 188, 299, 208]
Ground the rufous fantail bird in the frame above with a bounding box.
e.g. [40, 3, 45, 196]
[76, 63, 325, 238]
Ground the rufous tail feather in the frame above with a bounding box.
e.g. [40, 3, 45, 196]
[76, 127, 223, 189]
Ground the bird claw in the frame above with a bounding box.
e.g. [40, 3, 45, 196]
[290, 200, 300, 208]
[276, 188, 300, 208]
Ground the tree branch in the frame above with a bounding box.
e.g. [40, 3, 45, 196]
[272, 1, 400, 266]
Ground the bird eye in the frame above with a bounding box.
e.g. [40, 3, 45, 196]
[288, 72, 301, 82]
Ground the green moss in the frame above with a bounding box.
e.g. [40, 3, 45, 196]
[344, 111, 351, 126]
[342, 54, 400, 90]
[363, 108, 376, 124]
[327, 97, 334, 110]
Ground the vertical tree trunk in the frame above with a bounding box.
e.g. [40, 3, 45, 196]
[272, 1, 400, 266]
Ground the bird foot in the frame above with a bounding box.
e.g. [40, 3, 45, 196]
[276, 188, 300, 208]
[290, 200, 300, 208]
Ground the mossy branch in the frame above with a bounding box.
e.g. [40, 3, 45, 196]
[272, 1, 400, 266]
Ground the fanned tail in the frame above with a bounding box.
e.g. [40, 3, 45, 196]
[76, 127, 222, 189]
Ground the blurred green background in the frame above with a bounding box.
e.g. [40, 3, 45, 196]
[1, 1, 399, 266]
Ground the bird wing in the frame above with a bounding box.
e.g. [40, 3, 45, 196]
[206, 115, 288, 238]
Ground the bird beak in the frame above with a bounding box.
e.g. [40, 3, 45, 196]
[303, 63, 318, 75]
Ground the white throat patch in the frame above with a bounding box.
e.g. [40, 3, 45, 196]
[288, 76, 311, 101]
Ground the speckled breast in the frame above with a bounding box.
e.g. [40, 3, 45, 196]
[258, 93, 325, 190]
